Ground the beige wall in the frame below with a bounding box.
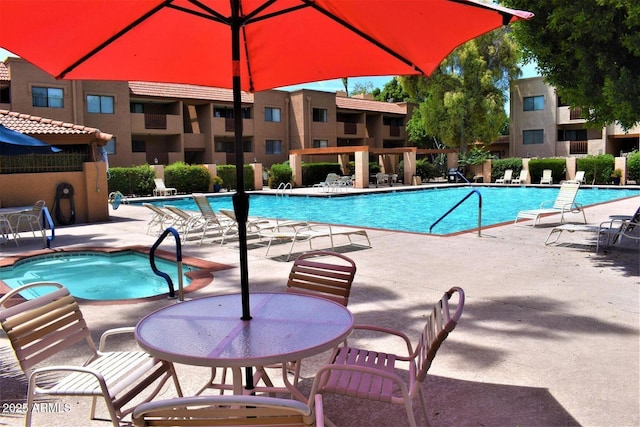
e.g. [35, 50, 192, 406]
[0, 162, 109, 225]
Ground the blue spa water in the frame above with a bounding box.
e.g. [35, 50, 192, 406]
[0, 251, 194, 300]
[147, 186, 640, 234]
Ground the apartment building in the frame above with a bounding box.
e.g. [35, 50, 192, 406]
[0, 57, 411, 169]
[510, 76, 640, 158]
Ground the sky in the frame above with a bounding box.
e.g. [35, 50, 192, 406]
[0, 48, 540, 95]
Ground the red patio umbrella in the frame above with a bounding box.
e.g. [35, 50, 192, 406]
[0, 0, 532, 321]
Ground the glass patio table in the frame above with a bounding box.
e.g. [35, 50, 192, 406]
[135, 292, 354, 400]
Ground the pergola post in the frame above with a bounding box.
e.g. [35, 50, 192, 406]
[289, 153, 303, 187]
[354, 150, 369, 188]
[403, 150, 416, 185]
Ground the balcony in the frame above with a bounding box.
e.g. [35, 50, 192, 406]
[337, 122, 365, 138]
[131, 113, 182, 134]
[382, 125, 405, 139]
[212, 117, 254, 136]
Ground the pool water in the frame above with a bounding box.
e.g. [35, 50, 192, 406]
[149, 186, 640, 234]
[0, 251, 194, 300]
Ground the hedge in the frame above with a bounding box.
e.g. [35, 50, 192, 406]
[165, 162, 210, 193]
[107, 164, 155, 196]
[491, 158, 523, 182]
[527, 158, 566, 184]
[216, 164, 255, 190]
[626, 150, 640, 182]
[576, 154, 615, 185]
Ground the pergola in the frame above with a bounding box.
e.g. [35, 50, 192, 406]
[289, 146, 459, 189]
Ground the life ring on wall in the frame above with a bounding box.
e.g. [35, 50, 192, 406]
[108, 191, 123, 210]
[54, 182, 76, 225]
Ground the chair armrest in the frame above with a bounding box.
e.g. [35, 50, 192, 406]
[30, 365, 109, 392]
[351, 324, 414, 355]
[98, 326, 136, 351]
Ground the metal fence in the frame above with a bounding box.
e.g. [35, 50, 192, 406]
[0, 151, 88, 174]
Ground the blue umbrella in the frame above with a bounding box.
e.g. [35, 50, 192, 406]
[0, 124, 61, 155]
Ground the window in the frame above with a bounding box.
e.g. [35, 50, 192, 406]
[558, 129, 587, 141]
[104, 138, 116, 155]
[523, 129, 544, 145]
[87, 95, 114, 114]
[130, 103, 144, 113]
[313, 139, 328, 148]
[215, 140, 252, 153]
[265, 107, 281, 122]
[131, 140, 146, 152]
[32, 86, 63, 108]
[313, 108, 328, 122]
[523, 95, 544, 111]
[265, 139, 282, 155]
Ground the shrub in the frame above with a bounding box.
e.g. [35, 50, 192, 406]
[268, 163, 293, 188]
[216, 164, 255, 190]
[165, 162, 210, 193]
[491, 158, 522, 182]
[576, 154, 615, 184]
[415, 159, 439, 181]
[626, 150, 640, 182]
[107, 164, 155, 196]
[527, 158, 566, 184]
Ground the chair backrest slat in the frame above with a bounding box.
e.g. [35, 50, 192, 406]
[552, 182, 580, 209]
[286, 252, 356, 306]
[416, 287, 464, 383]
[0, 283, 94, 372]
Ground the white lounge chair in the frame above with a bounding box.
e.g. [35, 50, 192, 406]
[514, 182, 587, 226]
[192, 193, 235, 244]
[495, 169, 513, 184]
[0, 282, 183, 427]
[261, 223, 371, 261]
[164, 205, 207, 241]
[512, 169, 528, 185]
[567, 170, 585, 184]
[540, 169, 553, 184]
[153, 178, 177, 196]
[142, 203, 176, 235]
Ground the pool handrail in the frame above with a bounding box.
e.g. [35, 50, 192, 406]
[150, 227, 184, 301]
[429, 189, 483, 236]
[42, 206, 55, 249]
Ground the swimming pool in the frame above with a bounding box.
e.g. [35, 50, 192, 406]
[0, 250, 200, 301]
[146, 186, 640, 234]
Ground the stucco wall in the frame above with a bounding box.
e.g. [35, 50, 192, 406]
[0, 162, 109, 224]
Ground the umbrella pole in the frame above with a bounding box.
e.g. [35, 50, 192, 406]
[231, 0, 254, 392]
[231, 1, 251, 323]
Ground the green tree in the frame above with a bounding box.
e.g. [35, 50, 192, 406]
[401, 28, 520, 149]
[374, 77, 410, 102]
[499, 0, 640, 130]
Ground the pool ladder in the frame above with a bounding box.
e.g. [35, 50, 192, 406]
[275, 182, 292, 197]
[429, 189, 483, 236]
[149, 227, 184, 301]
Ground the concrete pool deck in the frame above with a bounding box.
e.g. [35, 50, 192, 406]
[0, 186, 638, 426]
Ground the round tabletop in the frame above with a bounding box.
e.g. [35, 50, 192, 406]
[135, 292, 353, 368]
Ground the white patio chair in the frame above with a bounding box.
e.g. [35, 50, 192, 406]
[0, 282, 183, 427]
[6, 200, 46, 245]
[512, 169, 528, 184]
[310, 287, 465, 427]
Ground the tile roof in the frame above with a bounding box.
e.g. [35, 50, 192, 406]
[0, 109, 113, 141]
[129, 81, 254, 103]
[0, 63, 8, 81]
[336, 96, 407, 114]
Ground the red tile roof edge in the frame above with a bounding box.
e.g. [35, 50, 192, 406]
[0, 109, 113, 141]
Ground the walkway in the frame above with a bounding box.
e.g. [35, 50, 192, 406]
[0, 191, 638, 426]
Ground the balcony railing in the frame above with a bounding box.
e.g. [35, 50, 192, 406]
[570, 108, 584, 120]
[145, 113, 167, 129]
[389, 126, 400, 137]
[343, 122, 357, 135]
[570, 140, 588, 155]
